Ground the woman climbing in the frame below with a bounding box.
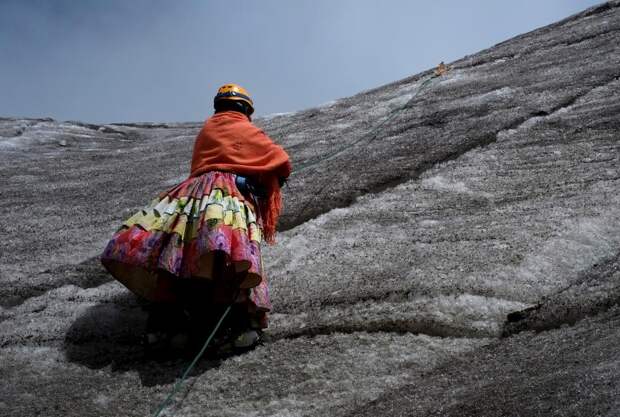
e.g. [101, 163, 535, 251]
[101, 84, 291, 355]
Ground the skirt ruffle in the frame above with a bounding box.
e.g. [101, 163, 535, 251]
[101, 171, 271, 317]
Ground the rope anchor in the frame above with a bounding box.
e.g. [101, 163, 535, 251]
[434, 61, 448, 77]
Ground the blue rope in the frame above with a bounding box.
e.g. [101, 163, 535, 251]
[152, 304, 232, 417]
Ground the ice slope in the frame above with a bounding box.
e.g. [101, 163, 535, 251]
[1, 2, 620, 416]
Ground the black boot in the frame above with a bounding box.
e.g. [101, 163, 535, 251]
[143, 303, 190, 356]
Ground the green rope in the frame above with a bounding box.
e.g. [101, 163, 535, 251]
[292, 72, 443, 219]
[152, 304, 232, 417]
[294, 74, 438, 173]
[151, 67, 446, 417]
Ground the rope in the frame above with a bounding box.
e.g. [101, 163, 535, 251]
[294, 69, 443, 174]
[292, 65, 448, 218]
[151, 63, 449, 417]
[152, 304, 232, 417]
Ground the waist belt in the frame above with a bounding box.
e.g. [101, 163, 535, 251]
[235, 175, 267, 198]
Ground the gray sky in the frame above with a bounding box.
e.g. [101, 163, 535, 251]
[0, 0, 602, 124]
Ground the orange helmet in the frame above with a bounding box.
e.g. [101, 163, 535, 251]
[213, 83, 254, 115]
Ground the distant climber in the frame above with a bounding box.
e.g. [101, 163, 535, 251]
[100, 83, 291, 354]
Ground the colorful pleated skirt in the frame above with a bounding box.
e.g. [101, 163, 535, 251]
[101, 171, 271, 325]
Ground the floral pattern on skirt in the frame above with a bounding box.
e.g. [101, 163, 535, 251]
[101, 171, 271, 324]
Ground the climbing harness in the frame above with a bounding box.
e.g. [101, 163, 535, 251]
[236, 174, 268, 198]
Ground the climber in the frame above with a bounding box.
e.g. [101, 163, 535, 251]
[100, 83, 291, 354]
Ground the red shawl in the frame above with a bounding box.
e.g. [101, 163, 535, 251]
[190, 111, 292, 243]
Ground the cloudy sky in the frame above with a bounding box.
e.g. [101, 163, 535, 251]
[0, 0, 601, 123]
